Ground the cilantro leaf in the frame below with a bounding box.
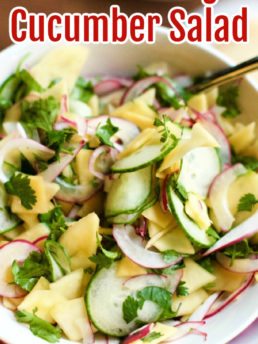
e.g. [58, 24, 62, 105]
[206, 228, 220, 240]
[232, 154, 258, 171]
[20, 96, 59, 134]
[152, 260, 185, 275]
[122, 296, 139, 324]
[15, 309, 61, 343]
[197, 257, 213, 273]
[237, 193, 258, 212]
[223, 239, 257, 265]
[5, 173, 36, 210]
[142, 332, 162, 342]
[161, 250, 180, 264]
[89, 252, 114, 269]
[96, 118, 119, 147]
[46, 128, 76, 160]
[96, 233, 118, 260]
[153, 114, 178, 150]
[176, 281, 189, 296]
[12, 251, 51, 292]
[70, 77, 94, 104]
[39, 206, 68, 241]
[216, 85, 240, 118]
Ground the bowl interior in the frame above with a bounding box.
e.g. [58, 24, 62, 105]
[0, 28, 257, 344]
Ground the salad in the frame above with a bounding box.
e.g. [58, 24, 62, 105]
[0, 46, 257, 344]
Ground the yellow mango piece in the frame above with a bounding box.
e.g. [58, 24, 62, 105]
[17, 223, 50, 242]
[132, 322, 177, 344]
[59, 213, 99, 266]
[41, 79, 68, 102]
[182, 258, 216, 293]
[188, 93, 208, 112]
[4, 93, 39, 122]
[88, 95, 99, 117]
[50, 269, 84, 299]
[31, 276, 50, 292]
[2, 297, 24, 311]
[70, 251, 94, 270]
[3, 226, 23, 240]
[74, 149, 94, 186]
[143, 203, 177, 229]
[118, 128, 157, 159]
[57, 200, 73, 216]
[11, 176, 57, 214]
[51, 297, 89, 341]
[156, 162, 181, 179]
[116, 257, 147, 277]
[136, 88, 156, 106]
[18, 290, 66, 323]
[209, 262, 247, 292]
[31, 46, 88, 92]
[229, 122, 256, 154]
[78, 191, 104, 218]
[255, 272, 258, 282]
[205, 87, 218, 108]
[118, 111, 154, 130]
[242, 139, 258, 158]
[172, 289, 209, 316]
[185, 193, 211, 230]
[158, 123, 219, 173]
[17, 213, 39, 229]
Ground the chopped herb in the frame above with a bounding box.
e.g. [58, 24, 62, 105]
[12, 251, 51, 292]
[152, 260, 185, 275]
[5, 173, 36, 210]
[216, 85, 240, 118]
[122, 296, 139, 323]
[206, 228, 220, 240]
[89, 252, 114, 269]
[70, 77, 94, 104]
[176, 182, 188, 200]
[204, 282, 216, 289]
[237, 193, 258, 212]
[91, 178, 100, 188]
[176, 281, 189, 296]
[96, 233, 118, 260]
[161, 250, 180, 264]
[232, 154, 258, 171]
[153, 115, 178, 150]
[39, 206, 68, 241]
[197, 257, 213, 273]
[223, 239, 257, 266]
[142, 332, 162, 342]
[47, 77, 62, 89]
[96, 118, 119, 147]
[46, 128, 76, 160]
[15, 309, 61, 343]
[84, 267, 94, 274]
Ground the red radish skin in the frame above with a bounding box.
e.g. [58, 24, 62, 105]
[113, 225, 182, 269]
[191, 328, 207, 341]
[205, 274, 254, 319]
[58, 94, 68, 117]
[33, 235, 49, 245]
[163, 321, 206, 342]
[189, 292, 221, 321]
[202, 212, 258, 257]
[94, 80, 124, 96]
[0, 240, 40, 298]
[216, 252, 258, 273]
[122, 324, 154, 344]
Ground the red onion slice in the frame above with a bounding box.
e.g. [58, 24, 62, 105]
[89, 146, 118, 180]
[122, 324, 154, 344]
[39, 142, 84, 182]
[134, 216, 147, 238]
[58, 94, 68, 116]
[216, 252, 258, 273]
[113, 225, 182, 269]
[0, 138, 55, 183]
[205, 274, 254, 319]
[121, 76, 178, 104]
[163, 321, 206, 342]
[189, 292, 221, 321]
[94, 79, 124, 96]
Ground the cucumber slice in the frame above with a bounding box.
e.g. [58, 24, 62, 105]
[0, 186, 20, 234]
[44, 240, 71, 282]
[111, 140, 177, 173]
[166, 185, 215, 247]
[177, 147, 221, 198]
[105, 166, 152, 217]
[85, 263, 163, 336]
[0, 74, 21, 102]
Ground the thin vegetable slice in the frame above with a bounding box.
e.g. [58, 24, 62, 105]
[216, 252, 258, 273]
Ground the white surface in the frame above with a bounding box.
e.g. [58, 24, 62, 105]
[0, 28, 257, 344]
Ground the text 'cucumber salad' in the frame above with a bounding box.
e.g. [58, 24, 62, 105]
[0, 46, 257, 344]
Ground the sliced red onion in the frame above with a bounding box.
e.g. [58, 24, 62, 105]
[33, 235, 48, 247]
[39, 142, 84, 182]
[189, 292, 221, 321]
[89, 146, 118, 180]
[55, 177, 102, 203]
[202, 212, 258, 257]
[122, 324, 154, 344]
[194, 110, 231, 165]
[161, 175, 169, 212]
[78, 318, 94, 344]
[59, 94, 68, 116]
[163, 321, 206, 342]
[0, 138, 55, 183]
[216, 252, 258, 273]
[3, 122, 27, 138]
[94, 79, 124, 96]
[87, 116, 140, 147]
[53, 121, 70, 131]
[191, 328, 208, 340]
[0, 240, 40, 298]
[208, 164, 247, 232]
[205, 274, 254, 319]
[67, 205, 81, 219]
[113, 225, 182, 269]
[60, 115, 77, 127]
[134, 216, 147, 238]
[121, 76, 178, 104]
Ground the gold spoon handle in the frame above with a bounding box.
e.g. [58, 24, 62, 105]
[188, 56, 258, 94]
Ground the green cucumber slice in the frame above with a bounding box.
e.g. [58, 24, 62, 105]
[44, 240, 71, 282]
[0, 74, 21, 102]
[111, 139, 177, 173]
[85, 262, 162, 337]
[105, 166, 152, 217]
[177, 147, 221, 198]
[166, 185, 215, 247]
[0, 186, 20, 234]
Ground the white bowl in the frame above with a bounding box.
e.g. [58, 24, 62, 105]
[0, 27, 257, 344]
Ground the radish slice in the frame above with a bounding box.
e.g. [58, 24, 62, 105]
[89, 146, 118, 180]
[55, 177, 102, 203]
[0, 240, 40, 298]
[205, 274, 254, 319]
[202, 212, 258, 256]
[3, 122, 27, 138]
[121, 76, 178, 104]
[189, 292, 220, 321]
[76, 318, 94, 344]
[191, 328, 207, 340]
[94, 80, 124, 96]
[113, 225, 182, 269]
[208, 164, 247, 232]
[59, 94, 68, 116]
[122, 324, 154, 344]
[163, 321, 206, 342]
[216, 252, 258, 273]
[87, 116, 140, 147]
[134, 216, 147, 239]
[195, 112, 231, 165]
[67, 205, 81, 219]
[39, 142, 84, 182]
[0, 138, 55, 183]
[60, 115, 88, 137]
